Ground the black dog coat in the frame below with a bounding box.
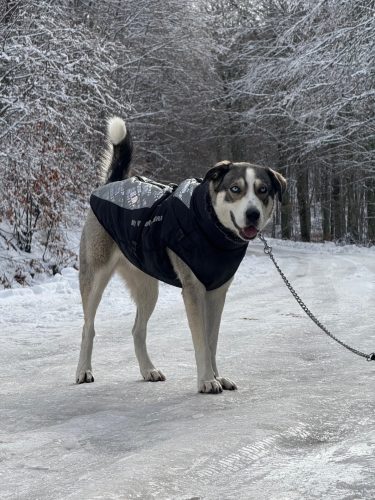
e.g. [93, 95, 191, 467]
[90, 176, 248, 290]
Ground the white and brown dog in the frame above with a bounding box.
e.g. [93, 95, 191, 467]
[76, 117, 286, 393]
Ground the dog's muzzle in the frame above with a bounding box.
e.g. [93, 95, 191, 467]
[230, 211, 259, 241]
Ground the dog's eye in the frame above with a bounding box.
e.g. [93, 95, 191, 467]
[230, 185, 241, 194]
[258, 186, 268, 194]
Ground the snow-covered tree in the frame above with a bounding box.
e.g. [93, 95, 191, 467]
[221, 0, 375, 243]
[1, 0, 129, 258]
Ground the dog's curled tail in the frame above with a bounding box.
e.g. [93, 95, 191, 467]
[101, 117, 133, 183]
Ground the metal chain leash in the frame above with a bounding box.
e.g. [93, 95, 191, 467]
[258, 232, 375, 362]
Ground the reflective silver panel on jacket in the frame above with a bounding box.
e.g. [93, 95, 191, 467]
[92, 177, 171, 210]
[172, 179, 200, 208]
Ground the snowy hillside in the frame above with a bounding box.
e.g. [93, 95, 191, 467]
[1, 239, 375, 499]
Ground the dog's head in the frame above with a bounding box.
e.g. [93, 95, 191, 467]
[204, 161, 286, 241]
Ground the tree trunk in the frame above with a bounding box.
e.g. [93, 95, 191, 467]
[321, 166, 331, 241]
[367, 177, 375, 245]
[277, 144, 292, 239]
[280, 192, 292, 239]
[331, 174, 344, 241]
[296, 164, 311, 242]
[347, 174, 359, 243]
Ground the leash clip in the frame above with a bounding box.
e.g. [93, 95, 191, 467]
[258, 233, 272, 255]
[264, 245, 272, 255]
[367, 353, 375, 362]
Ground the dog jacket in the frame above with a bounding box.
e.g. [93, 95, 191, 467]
[90, 176, 248, 290]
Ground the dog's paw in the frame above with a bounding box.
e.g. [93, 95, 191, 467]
[76, 369, 94, 384]
[199, 379, 223, 394]
[142, 369, 166, 382]
[216, 377, 237, 391]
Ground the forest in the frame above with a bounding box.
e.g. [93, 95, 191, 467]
[1, 0, 374, 284]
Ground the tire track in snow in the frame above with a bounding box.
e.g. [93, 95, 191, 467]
[193, 423, 311, 480]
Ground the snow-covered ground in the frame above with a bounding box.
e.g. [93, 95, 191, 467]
[1, 238, 375, 500]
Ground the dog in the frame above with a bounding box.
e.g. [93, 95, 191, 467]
[76, 117, 286, 393]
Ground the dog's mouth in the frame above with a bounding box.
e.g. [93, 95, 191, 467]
[230, 211, 259, 241]
[239, 225, 258, 241]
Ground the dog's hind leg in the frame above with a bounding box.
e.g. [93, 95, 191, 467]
[76, 259, 117, 383]
[206, 280, 237, 390]
[76, 213, 119, 383]
[117, 263, 165, 382]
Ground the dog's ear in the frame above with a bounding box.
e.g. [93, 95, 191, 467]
[267, 168, 287, 202]
[204, 161, 232, 191]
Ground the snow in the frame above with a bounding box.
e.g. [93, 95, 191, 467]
[0, 221, 80, 288]
[1, 238, 375, 499]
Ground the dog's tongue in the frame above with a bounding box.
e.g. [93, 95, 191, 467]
[242, 226, 258, 240]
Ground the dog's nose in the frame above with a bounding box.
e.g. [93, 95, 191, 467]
[246, 207, 260, 226]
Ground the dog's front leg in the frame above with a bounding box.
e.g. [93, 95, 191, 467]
[206, 280, 237, 390]
[182, 283, 222, 393]
[168, 250, 221, 393]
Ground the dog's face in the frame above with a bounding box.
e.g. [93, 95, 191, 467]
[205, 161, 286, 241]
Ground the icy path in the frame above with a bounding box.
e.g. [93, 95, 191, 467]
[1, 239, 375, 500]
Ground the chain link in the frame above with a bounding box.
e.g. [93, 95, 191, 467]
[258, 232, 375, 362]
